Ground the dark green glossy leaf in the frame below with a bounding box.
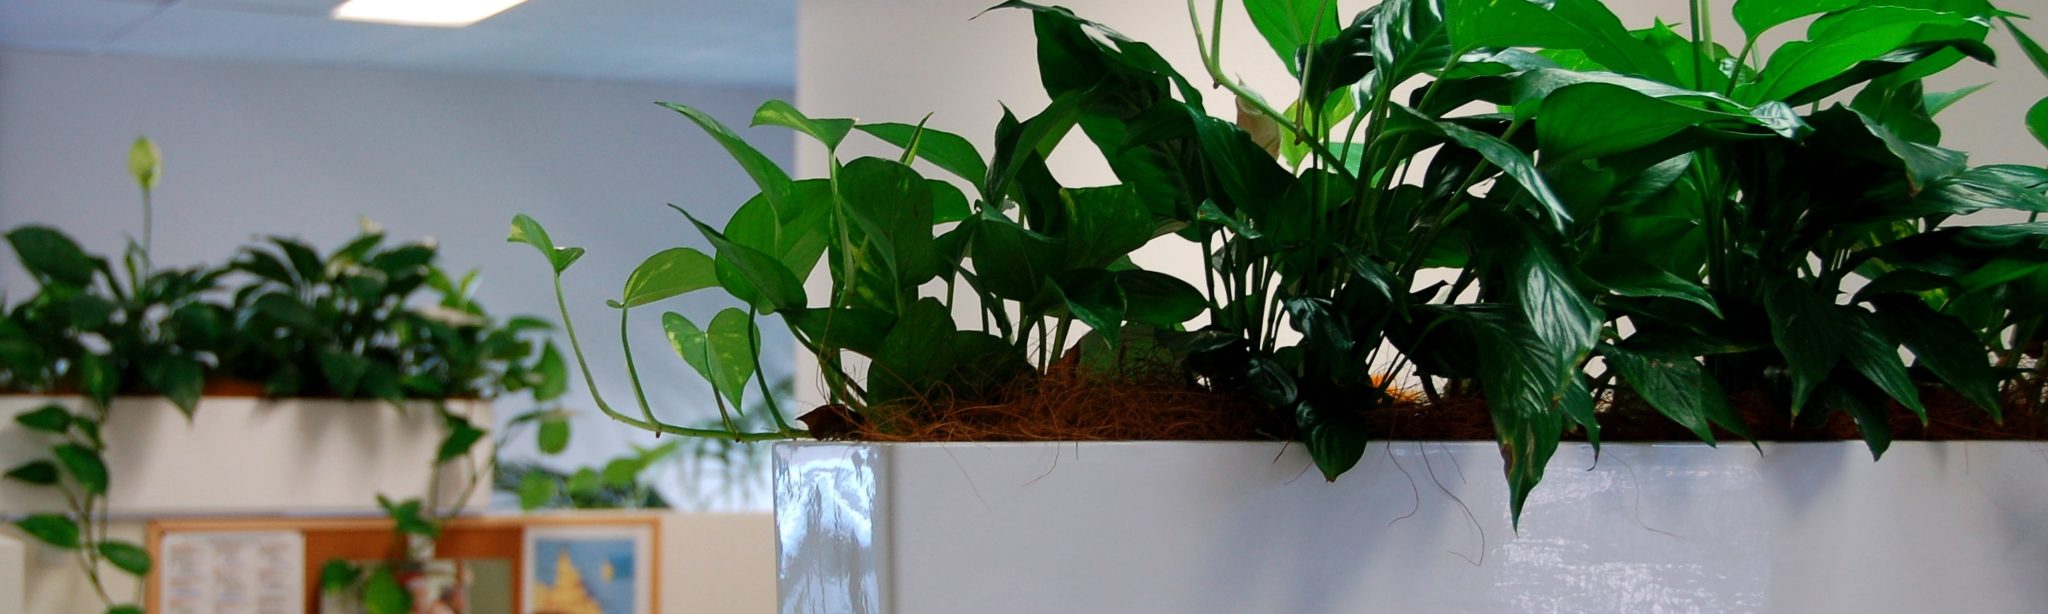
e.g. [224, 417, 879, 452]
[1582, 256, 1721, 317]
[1871, 296, 2003, 420]
[869, 298, 958, 405]
[616, 248, 717, 309]
[1604, 347, 1725, 445]
[1242, 0, 1339, 75]
[1427, 111, 1572, 231]
[1300, 399, 1370, 482]
[13, 404, 71, 433]
[1059, 185, 1153, 269]
[6, 227, 97, 287]
[98, 541, 151, 576]
[1504, 225, 1601, 389]
[1117, 270, 1206, 326]
[14, 514, 80, 549]
[1052, 268, 1125, 348]
[679, 208, 808, 314]
[1750, 7, 1988, 104]
[857, 123, 989, 188]
[752, 99, 854, 151]
[1840, 312, 1928, 423]
[1764, 280, 1842, 415]
[1824, 382, 1894, 460]
[970, 213, 1062, 301]
[5, 460, 58, 485]
[53, 443, 107, 495]
[785, 307, 896, 356]
[1536, 83, 1732, 165]
[839, 158, 940, 288]
[1300, 12, 1373, 104]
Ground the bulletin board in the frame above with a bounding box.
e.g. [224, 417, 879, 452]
[146, 514, 662, 614]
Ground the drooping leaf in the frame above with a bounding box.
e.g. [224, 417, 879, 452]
[1052, 268, 1126, 348]
[659, 102, 795, 220]
[616, 248, 718, 309]
[1581, 256, 1721, 317]
[14, 514, 80, 549]
[5, 460, 59, 485]
[752, 99, 855, 151]
[1871, 296, 2003, 420]
[1765, 280, 1843, 415]
[6, 227, 98, 287]
[52, 444, 108, 495]
[1429, 112, 1573, 231]
[98, 541, 151, 576]
[13, 405, 72, 433]
[1604, 347, 1722, 445]
[663, 309, 759, 409]
[1117, 270, 1207, 327]
[1839, 313, 1928, 423]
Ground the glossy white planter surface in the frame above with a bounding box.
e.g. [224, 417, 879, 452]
[0, 396, 490, 515]
[776, 440, 2048, 613]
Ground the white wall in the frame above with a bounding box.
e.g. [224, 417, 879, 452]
[0, 49, 796, 494]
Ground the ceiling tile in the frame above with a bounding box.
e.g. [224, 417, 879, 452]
[0, 0, 163, 52]
[106, 3, 434, 64]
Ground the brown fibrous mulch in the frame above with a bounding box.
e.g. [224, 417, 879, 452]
[820, 368, 2048, 443]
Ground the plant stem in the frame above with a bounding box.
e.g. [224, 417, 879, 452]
[747, 307, 799, 434]
[548, 274, 786, 441]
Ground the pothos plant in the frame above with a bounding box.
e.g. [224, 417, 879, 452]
[515, 0, 2048, 525]
[2, 138, 568, 614]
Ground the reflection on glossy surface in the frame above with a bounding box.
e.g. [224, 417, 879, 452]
[776, 441, 2048, 613]
[775, 444, 882, 614]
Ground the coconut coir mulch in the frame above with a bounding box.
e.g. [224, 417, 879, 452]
[800, 368, 2048, 443]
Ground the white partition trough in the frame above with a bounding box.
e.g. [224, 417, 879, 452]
[0, 396, 490, 515]
[776, 440, 2048, 614]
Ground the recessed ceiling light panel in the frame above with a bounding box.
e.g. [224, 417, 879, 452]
[331, 0, 528, 28]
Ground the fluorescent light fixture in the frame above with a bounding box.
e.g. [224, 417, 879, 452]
[331, 0, 528, 28]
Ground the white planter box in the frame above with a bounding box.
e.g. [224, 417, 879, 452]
[775, 440, 2048, 613]
[0, 396, 490, 515]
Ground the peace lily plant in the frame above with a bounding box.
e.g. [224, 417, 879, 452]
[3, 139, 569, 614]
[515, 0, 2048, 525]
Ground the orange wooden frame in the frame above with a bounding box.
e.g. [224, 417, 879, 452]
[146, 514, 662, 613]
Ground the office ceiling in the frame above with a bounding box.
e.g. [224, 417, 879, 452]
[0, 0, 794, 87]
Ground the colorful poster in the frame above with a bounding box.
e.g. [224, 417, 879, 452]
[522, 525, 652, 614]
